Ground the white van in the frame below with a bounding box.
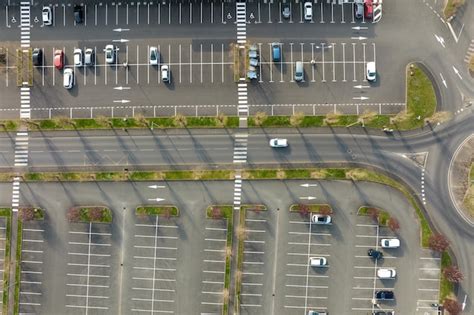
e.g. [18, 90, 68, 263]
[294, 61, 304, 82]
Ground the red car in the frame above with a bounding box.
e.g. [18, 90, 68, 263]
[54, 49, 64, 70]
[364, 0, 373, 19]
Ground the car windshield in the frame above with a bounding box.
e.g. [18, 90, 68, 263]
[106, 50, 112, 58]
[151, 51, 156, 60]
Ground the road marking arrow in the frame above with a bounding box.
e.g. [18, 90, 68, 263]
[148, 185, 166, 189]
[439, 73, 447, 88]
[113, 100, 130, 104]
[434, 34, 445, 48]
[113, 28, 130, 32]
[352, 26, 368, 30]
[452, 66, 463, 80]
[300, 183, 318, 188]
[300, 196, 317, 200]
[351, 36, 367, 40]
[148, 198, 165, 202]
[112, 38, 129, 43]
[113, 86, 131, 90]
[353, 96, 369, 100]
[354, 85, 370, 89]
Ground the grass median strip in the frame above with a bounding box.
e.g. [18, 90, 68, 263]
[135, 206, 179, 217]
[13, 219, 22, 315]
[67, 206, 112, 223]
[0, 208, 11, 314]
[440, 251, 454, 302]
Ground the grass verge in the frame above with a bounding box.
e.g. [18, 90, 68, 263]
[13, 220, 22, 315]
[135, 206, 179, 217]
[358, 206, 390, 226]
[439, 251, 454, 302]
[444, 0, 465, 19]
[290, 204, 333, 213]
[0, 209, 11, 314]
[67, 206, 112, 223]
[235, 206, 246, 313]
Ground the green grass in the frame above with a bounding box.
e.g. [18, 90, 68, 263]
[0, 120, 18, 131]
[444, 0, 465, 18]
[74, 119, 103, 129]
[199, 170, 232, 180]
[300, 116, 325, 127]
[163, 171, 194, 180]
[235, 206, 246, 312]
[206, 205, 233, 219]
[240, 204, 267, 212]
[0, 209, 11, 314]
[324, 168, 347, 179]
[129, 171, 156, 181]
[13, 220, 22, 315]
[24, 173, 42, 181]
[290, 204, 333, 213]
[358, 206, 391, 226]
[136, 206, 179, 216]
[439, 251, 454, 302]
[69, 207, 112, 223]
[245, 169, 278, 179]
[285, 169, 311, 179]
[95, 172, 124, 181]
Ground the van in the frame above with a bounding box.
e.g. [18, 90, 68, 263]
[294, 61, 304, 81]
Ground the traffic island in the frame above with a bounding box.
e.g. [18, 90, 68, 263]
[135, 205, 179, 217]
[357, 206, 399, 229]
[0, 208, 11, 314]
[66, 206, 112, 223]
[290, 203, 333, 215]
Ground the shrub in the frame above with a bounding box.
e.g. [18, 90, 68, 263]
[211, 206, 223, 219]
[443, 298, 462, 315]
[387, 217, 400, 232]
[443, 265, 464, 283]
[253, 112, 268, 126]
[173, 114, 187, 127]
[19, 208, 35, 221]
[367, 207, 380, 222]
[298, 204, 310, 217]
[67, 207, 81, 222]
[290, 112, 305, 127]
[428, 233, 450, 252]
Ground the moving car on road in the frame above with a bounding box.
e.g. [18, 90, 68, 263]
[309, 257, 327, 267]
[366, 61, 376, 82]
[375, 290, 395, 300]
[304, 2, 313, 21]
[105, 45, 116, 64]
[269, 138, 288, 148]
[380, 238, 400, 248]
[32, 48, 43, 67]
[63, 68, 74, 89]
[311, 214, 332, 225]
[377, 268, 396, 279]
[149, 46, 159, 66]
[42, 6, 52, 25]
[73, 48, 83, 67]
[54, 49, 64, 70]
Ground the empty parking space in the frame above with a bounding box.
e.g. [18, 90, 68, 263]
[19, 221, 45, 314]
[283, 212, 331, 314]
[200, 220, 228, 314]
[129, 216, 179, 314]
[415, 250, 441, 314]
[65, 222, 116, 314]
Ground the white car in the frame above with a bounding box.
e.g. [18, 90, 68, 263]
[149, 46, 159, 66]
[161, 64, 171, 83]
[42, 6, 52, 25]
[105, 45, 116, 64]
[63, 68, 74, 89]
[73, 48, 83, 67]
[84, 48, 95, 66]
[269, 138, 288, 148]
[310, 257, 327, 267]
[380, 238, 400, 248]
[304, 2, 313, 21]
[311, 214, 332, 225]
[377, 268, 397, 279]
[366, 61, 376, 82]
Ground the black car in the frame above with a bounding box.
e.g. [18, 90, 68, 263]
[367, 248, 383, 260]
[74, 5, 83, 23]
[372, 312, 394, 315]
[282, 4, 290, 19]
[375, 290, 394, 300]
[32, 48, 42, 66]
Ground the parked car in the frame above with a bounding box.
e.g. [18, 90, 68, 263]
[249, 58, 259, 67]
[272, 43, 281, 62]
[54, 49, 64, 70]
[375, 290, 394, 300]
[247, 70, 258, 80]
[309, 257, 327, 267]
[311, 214, 331, 225]
[63, 68, 74, 89]
[304, 2, 313, 21]
[380, 238, 400, 248]
[105, 45, 116, 64]
[73, 5, 83, 24]
[377, 268, 396, 279]
[32, 48, 43, 67]
[149, 46, 159, 65]
[354, 0, 364, 19]
[84, 48, 95, 66]
[367, 248, 383, 260]
[308, 311, 327, 315]
[366, 61, 376, 82]
[161, 64, 171, 83]
[364, 0, 374, 19]
[372, 311, 394, 315]
[42, 6, 52, 25]
[73, 48, 83, 66]
[294, 61, 304, 82]
[269, 138, 288, 148]
[282, 4, 291, 19]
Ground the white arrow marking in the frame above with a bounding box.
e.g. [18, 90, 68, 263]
[354, 85, 370, 89]
[113, 100, 130, 104]
[299, 196, 317, 200]
[113, 86, 131, 90]
[112, 39, 129, 43]
[439, 73, 447, 88]
[148, 198, 165, 202]
[351, 36, 367, 40]
[434, 34, 445, 48]
[113, 28, 130, 32]
[148, 185, 166, 189]
[353, 96, 369, 100]
[452, 66, 463, 80]
[300, 183, 318, 188]
[352, 26, 368, 30]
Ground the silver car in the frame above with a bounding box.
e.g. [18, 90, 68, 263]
[63, 68, 74, 89]
[354, 1, 364, 19]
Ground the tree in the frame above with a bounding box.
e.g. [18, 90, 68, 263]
[135, 113, 149, 128]
[216, 113, 228, 127]
[253, 112, 268, 126]
[443, 298, 462, 315]
[359, 110, 377, 126]
[324, 111, 341, 125]
[387, 217, 400, 232]
[173, 113, 187, 127]
[19, 208, 35, 222]
[367, 207, 380, 222]
[290, 112, 305, 127]
[211, 206, 222, 219]
[428, 233, 450, 252]
[67, 207, 81, 222]
[443, 265, 464, 283]
[96, 115, 113, 128]
[297, 204, 310, 217]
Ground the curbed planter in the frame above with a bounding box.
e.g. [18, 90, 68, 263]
[67, 206, 112, 223]
[135, 205, 179, 217]
[290, 203, 333, 214]
[18, 207, 44, 222]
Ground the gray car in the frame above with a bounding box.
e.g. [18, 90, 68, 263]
[354, 1, 364, 19]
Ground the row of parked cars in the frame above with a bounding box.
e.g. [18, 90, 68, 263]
[42, 5, 84, 25]
[280, 0, 374, 21]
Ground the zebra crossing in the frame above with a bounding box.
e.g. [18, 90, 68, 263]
[20, 2, 31, 48]
[464, 39, 474, 64]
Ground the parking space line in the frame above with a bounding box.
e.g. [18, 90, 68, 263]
[342, 43, 346, 81]
[69, 241, 110, 246]
[69, 231, 111, 236]
[69, 252, 110, 257]
[362, 42, 367, 82]
[68, 273, 109, 278]
[68, 263, 110, 268]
